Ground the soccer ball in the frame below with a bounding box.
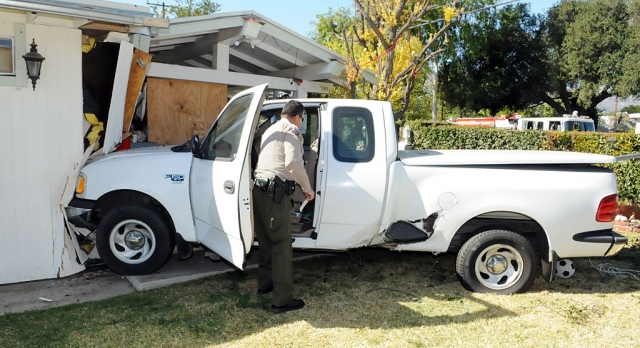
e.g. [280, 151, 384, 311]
[555, 259, 575, 279]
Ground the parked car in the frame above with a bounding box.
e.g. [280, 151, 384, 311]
[516, 116, 595, 132]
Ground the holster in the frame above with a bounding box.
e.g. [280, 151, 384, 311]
[285, 180, 296, 195]
[272, 176, 286, 204]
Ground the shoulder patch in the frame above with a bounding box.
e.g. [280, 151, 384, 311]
[294, 129, 302, 138]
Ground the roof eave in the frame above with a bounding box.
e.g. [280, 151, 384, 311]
[0, 0, 169, 28]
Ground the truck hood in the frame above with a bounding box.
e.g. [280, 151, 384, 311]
[86, 145, 179, 165]
[398, 150, 616, 166]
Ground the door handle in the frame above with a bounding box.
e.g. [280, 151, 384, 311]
[224, 180, 235, 194]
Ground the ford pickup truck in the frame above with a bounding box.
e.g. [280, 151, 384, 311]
[66, 84, 627, 294]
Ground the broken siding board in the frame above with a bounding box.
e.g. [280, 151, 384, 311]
[122, 48, 151, 133]
[45, 25, 65, 277]
[103, 40, 134, 155]
[146, 78, 227, 145]
[46, 26, 85, 277]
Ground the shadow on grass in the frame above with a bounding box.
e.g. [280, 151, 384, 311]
[1, 235, 639, 347]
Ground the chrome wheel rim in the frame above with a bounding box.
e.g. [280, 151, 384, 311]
[475, 243, 524, 290]
[109, 219, 156, 264]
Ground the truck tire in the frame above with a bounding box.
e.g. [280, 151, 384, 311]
[456, 230, 537, 294]
[96, 203, 175, 275]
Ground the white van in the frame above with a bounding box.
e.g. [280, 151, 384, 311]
[516, 116, 595, 132]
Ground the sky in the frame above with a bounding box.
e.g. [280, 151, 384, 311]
[111, 0, 559, 37]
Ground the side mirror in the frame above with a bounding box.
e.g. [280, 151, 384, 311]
[191, 134, 202, 157]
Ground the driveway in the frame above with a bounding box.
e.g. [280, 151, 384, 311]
[0, 249, 328, 315]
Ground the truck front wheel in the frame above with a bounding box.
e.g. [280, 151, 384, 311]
[456, 230, 537, 294]
[96, 203, 175, 275]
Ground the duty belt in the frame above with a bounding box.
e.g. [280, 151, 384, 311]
[254, 176, 296, 203]
[254, 177, 273, 191]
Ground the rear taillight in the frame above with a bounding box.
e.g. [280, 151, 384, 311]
[596, 194, 618, 222]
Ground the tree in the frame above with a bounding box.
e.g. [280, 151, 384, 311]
[153, 0, 221, 18]
[538, 0, 638, 119]
[439, 4, 547, 115]
[440, 0, 640, 122]
[312, 1, 492, 121]
[621, 105, 640, 114]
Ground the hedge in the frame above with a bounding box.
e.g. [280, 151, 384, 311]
[404, 120, 640, 204]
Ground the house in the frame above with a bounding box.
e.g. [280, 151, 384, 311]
[0, 0, 374, 285]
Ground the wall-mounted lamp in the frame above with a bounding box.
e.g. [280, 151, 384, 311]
[22, 39, 45, 91]
[234, 36, 255, 49]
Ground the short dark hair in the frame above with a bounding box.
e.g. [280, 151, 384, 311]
[281, 100, 304, 118]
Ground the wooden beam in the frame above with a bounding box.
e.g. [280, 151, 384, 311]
[122, 48, 152, 133]
[259, 22, 336, 62]
[270, 61, 344, 81]
[79, 21, 128, 33]
[152, 32, 217, 63]
[253, 39, 308, 67]
[152, 28, 241, 64]
[213, 43, 229, 71]
[142, 17, 169, 29]
[230, 49, 278, 72]
[148, 62, 332, 93]
[184, 59, 210, 69]
[154, 17, 244, 40]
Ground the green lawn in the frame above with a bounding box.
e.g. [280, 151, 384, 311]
[2, 233, 639, 348]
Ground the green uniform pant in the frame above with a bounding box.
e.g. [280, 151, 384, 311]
[252, 185, 293, 306]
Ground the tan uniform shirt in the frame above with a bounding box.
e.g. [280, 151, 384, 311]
[254, 118, 312, 193]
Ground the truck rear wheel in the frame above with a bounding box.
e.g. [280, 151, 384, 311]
[96, 203, 174, 275]
[456, 230, 537, 294]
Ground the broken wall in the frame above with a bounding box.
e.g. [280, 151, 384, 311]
[0, 11, 85, 284]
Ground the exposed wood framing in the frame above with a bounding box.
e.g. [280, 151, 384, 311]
[122, 48, 152, 133]
[79, 21, 128, 33]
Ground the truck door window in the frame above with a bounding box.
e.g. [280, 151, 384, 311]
[259, 106, 319, 150]
[332, 107, 374, 163]
[201, 94, 253, 160]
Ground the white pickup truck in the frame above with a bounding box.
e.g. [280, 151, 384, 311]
[67, 84, 627, 294]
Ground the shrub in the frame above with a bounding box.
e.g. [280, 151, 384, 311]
[404, 122, 640, 204]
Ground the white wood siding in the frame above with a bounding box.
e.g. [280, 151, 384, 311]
[0, 14, 84, 284]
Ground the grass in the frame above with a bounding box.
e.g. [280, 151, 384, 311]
[2, 233, 640, 347]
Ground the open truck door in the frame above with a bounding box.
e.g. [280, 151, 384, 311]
[190, 84, 268, 269]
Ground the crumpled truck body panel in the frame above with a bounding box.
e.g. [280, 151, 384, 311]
[382, 160, 617, 258]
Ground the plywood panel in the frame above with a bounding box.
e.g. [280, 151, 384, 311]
[147, 77, 227, 145]
[122, 48, 151, 133]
